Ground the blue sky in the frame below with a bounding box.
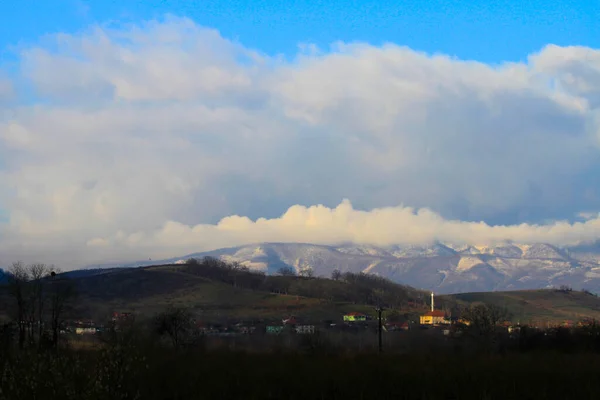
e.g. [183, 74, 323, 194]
[1, 0, 599, 63]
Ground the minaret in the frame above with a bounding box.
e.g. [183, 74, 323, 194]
[431, 292, 435, 312]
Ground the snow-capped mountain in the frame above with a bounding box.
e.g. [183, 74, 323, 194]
[92, 241, 600, 294]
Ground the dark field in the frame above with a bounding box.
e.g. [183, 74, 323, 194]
[3, 345, 600, 400]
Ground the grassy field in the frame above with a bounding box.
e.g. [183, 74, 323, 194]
[3, 261, 600, 325]
[443, 289, 600, 323]
[4, 346, 600, 400]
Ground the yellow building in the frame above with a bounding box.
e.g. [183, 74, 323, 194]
[420, 310, 448, 325]
[420, 292, 450, 325]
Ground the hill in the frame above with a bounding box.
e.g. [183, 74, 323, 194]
[88, 242, 600, 294]
[442, 289, 600, 324]
[0, 259, 430, 323]
[4, 259, 600, 325]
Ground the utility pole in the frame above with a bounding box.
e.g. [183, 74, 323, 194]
[375, 305, 385, 353]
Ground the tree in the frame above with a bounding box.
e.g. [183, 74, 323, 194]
[154, 306, 194, 349]
[558, 285, 573, 293]
[27, 263, 50, 345]
[7, 262, 30, 349]
[299, 267, 314, 278]
[228, 261, 249, 288]
[331, 269, 342, 281]
[277, 267, 296, 276]
[48, 270, 77, 348]
[462, 303, 510, 337]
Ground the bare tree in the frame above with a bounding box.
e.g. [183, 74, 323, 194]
[462, 303, 510, 337]
[154, 306, 194, 349]
[299, 267, 314, 278]
[331, 269, 342, 281]
[28, 263, 50, 345]
[558, 285, 573, 293]
[277, 266, 296, 276]
[228, 261, 249, 288]
[48, 270, 76, 348]
[7, 262, 30, 349]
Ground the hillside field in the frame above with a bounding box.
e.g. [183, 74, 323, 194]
[2, 261, 600, 324]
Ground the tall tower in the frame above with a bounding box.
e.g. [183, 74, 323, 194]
[431, 292, 435, 312]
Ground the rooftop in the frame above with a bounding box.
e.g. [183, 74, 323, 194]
[423, 310, 446, 317]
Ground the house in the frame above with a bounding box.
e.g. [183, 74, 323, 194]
[282, 316, 298, 326]
[295, 325, 316, 334]
[420, 310, 448, 325]
[386, 321, 410, 331]
[420, 292, 449, 325]
[112, 312, 134, 323]
[75, 327, 97, 335]
[266, 326, 284, 335]
[343, 312, 367, 322]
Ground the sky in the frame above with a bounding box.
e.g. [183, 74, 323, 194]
[0, 1, 600, 268]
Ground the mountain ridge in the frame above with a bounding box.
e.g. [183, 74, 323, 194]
[86, 241, 600, 294]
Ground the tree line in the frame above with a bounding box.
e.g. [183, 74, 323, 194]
[182, 257, 425, 308]
[2, 262, 77, 350]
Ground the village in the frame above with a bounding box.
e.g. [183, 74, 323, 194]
[63, 293, 584, 341]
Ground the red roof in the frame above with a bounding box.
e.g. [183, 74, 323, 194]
[345, 312, 366, 316]
[424, 310, 446, 317]
[283, 317, 298, 325]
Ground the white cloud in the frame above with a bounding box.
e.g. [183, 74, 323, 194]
[87, 199, 600, 259]
[0, 75, 14, 102]
[0, 16, 600, 268]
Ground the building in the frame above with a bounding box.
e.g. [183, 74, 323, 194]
[420, 310, 448, 325]
[386, 321, 410, 331]
[112, 312, 134, 323]
[295, 325, 316, 334]
[419, 292, 449, 325]
[266, 326, 284, 335]
[343, 312, 367, 322]
[282, 316, 298, 326]
[75, 327, 97, 335]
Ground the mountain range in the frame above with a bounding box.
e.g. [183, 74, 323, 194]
[86, 241, 600, 294]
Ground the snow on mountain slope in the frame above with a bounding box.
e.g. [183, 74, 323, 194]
[521, 243, 567, 260]
[386, 243, 457, 258]
[456, 256, 486, 272]
[335, 244, 391, 257]
[88, 241, 600, 294]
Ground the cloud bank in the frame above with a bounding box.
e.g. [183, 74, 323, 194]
[89, 199, 600, 257]
[0, 16, 600, 268]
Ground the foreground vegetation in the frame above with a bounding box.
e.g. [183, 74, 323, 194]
[4, 323, 600, 399]
[5, 259, 600, 398]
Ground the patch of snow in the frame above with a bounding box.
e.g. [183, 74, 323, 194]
[362, 261, 381, 274]
[457, 256, 485, 272]
[241, 261, 267, 271]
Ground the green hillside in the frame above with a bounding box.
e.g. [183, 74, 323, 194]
[0, 260, 431, 324]
[442, 289, 600, 324]
[3, 259, 600, 325]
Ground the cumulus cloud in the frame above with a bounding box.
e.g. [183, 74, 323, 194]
[87, 199, 600, 258]
[1, 16, 600, 268]
[0, 75, 14, 103]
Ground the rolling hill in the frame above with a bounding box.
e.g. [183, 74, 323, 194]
[3, 260, 600, 325]
[444, 289, 600, 324]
